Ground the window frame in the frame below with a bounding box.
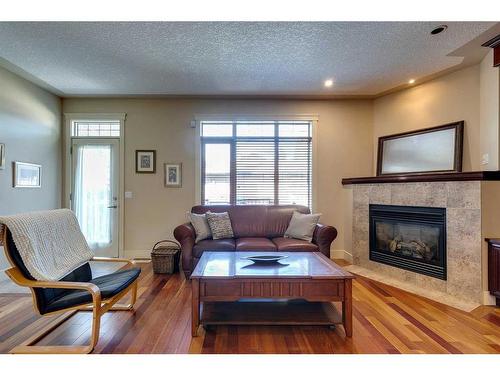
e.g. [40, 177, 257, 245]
[199, 119, 314, 208]
[71, 120, 122, 137]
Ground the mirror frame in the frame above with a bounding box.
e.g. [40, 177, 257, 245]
[376, 121, 464, 176]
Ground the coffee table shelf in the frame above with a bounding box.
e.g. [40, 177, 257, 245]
[201, 300, 343, 326]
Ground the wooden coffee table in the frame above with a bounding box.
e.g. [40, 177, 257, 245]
[191, 251, 354, 337]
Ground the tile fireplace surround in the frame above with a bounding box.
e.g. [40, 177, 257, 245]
[345, 177, 500, 307]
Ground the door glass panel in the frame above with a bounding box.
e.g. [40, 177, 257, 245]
[204, 143, 230, 204]
[74, 144, 112, 248]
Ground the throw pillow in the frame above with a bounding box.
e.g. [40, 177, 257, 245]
[284, 211, 321, 242]
[188, 212, 212, 243]
[206, 212, 234, 240]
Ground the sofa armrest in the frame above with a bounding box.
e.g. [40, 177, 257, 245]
[312, 223, 338, 257]
[173, 223, 196, 277]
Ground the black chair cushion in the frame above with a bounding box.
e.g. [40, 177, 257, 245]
[42, 267, 141, 314]
[5, 229, 140, 315]
[6, 229, 93, 312]
[34, 263, 94, 314]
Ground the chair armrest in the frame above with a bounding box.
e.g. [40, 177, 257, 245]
[173, 223, 196, 276]
[312, 223, 338, 257]
[5, 267, 102, 302]
[91, 257, 136, 266]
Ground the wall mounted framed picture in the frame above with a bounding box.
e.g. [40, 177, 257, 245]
[13, 162, 42, 188]
[377, 121, 464, 176]
[0, 143, 5, 170]
[165, 163, 182, 188]
[135, 150, 156, 173]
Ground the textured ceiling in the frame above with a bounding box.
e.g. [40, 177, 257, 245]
[0, 22, 497, 97]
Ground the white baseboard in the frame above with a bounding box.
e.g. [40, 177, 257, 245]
[331, 249, 353, 262]
[482, 291, 497, 306]
[124, 250, 152, 259]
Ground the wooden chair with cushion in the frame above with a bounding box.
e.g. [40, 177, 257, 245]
[1, 226, 141, 354]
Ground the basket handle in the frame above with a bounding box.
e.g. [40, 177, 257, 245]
[152, 239, 180, 250]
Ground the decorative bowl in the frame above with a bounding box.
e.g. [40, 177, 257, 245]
[242, 255, 288, 263]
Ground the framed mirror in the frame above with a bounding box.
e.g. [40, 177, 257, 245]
[377, 121, 464, 176]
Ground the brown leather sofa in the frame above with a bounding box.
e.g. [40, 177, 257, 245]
[173, 205, 338, 277]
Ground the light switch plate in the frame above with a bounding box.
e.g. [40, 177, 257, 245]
[125, 191, 133, 199]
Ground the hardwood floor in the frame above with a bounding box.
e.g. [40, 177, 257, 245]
[0, 261, 499, 354]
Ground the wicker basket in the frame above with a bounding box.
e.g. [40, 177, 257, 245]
[151, 240, 180, 274]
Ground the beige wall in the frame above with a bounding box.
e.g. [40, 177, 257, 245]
[0, 66, 62, 269]
[373, 65, 481, 172]
[481, 181, 500, 297]
[480, 50, 500, 170]
[62, 98, 373, 258]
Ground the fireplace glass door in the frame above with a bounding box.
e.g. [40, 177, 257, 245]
[369, 204, 446, 280]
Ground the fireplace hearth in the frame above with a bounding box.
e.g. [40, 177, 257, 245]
[369, 204, 447, 280]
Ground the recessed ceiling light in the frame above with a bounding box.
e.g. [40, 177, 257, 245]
[408, 79, 416, 84]
[430, 25, 448, 35]
[324, 79, 333, 88]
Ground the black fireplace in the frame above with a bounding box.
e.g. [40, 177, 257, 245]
[369, 204, 447, 280]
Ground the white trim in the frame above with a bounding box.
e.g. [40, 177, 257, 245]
[331, 249, 353, 262]
[193, 114, 319, 207]
[194, 121, 202, 205]
[311, 118, 318, 213]
[124, 250, 152, 259]
[63, 113, 126, 258]
[64, 113, 126, 121]
[482, 291, 497, 305]
[194, 113, 319, 122]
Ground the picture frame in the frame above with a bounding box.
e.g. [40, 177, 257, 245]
[377, 121, 464, 176]
[164, 163, 182, 188]
[13, 162, 42, 188]
[135, 150, 156, 173]
[0, 143, 5, 170]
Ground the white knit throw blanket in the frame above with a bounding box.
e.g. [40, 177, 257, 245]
[0, 209, 94, 281]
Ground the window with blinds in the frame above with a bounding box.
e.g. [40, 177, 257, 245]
[201, 120, 312, 208]
[72, 121, 121, 137]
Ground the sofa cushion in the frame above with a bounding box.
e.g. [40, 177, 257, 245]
[206, 212, 234, 239]
[272, 237, 318, 252]
[235, 237, 277, 251]
[193, 239, 236, 258]
[191, 205, 310, 238]
[188, 211, 212, 243]
[284, 211, 321, 242]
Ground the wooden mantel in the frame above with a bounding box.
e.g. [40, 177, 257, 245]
[342, 171, 500, 185]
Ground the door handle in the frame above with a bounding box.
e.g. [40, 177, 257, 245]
[107, 205, 118, 209]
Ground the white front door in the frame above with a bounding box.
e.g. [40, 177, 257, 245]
[71, 138, 120, 257]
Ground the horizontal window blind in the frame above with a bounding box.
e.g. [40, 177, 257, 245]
[236, 139, 275, 205]
[201, 120, 312, 208]
[278, 139, 311, 207]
